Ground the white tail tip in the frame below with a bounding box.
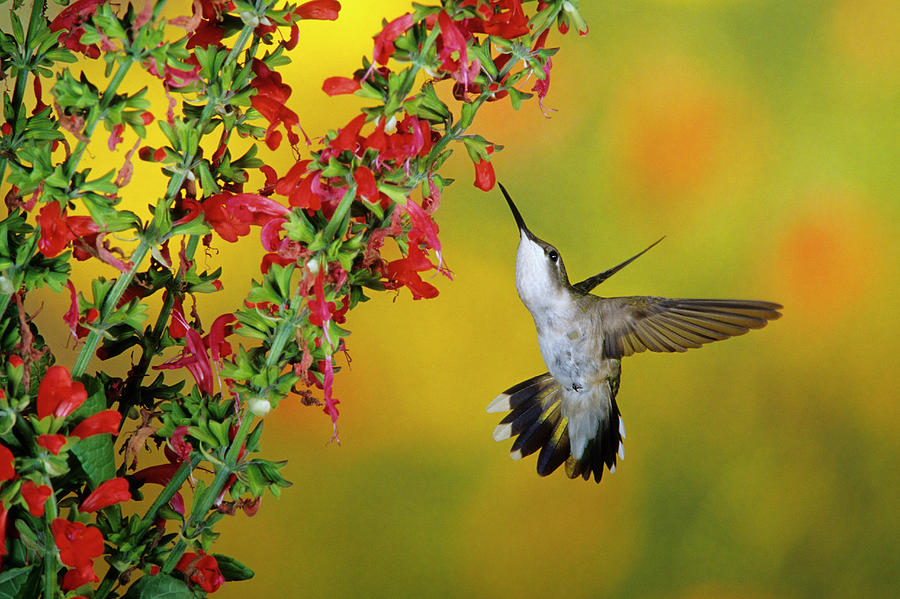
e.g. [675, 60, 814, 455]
[486, 393, 512, 413]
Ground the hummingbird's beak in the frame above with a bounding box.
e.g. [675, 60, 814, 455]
[498, 183, 534, 239]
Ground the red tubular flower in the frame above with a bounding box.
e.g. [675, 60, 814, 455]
[331, 113, 367, 153]
[353, 166, 378, 201]
[153, 313, 214, 396]
[37, 202, 71, 257]
[49, 0, 105, 58]
[464, 0, 529, 38]
[372, 13, 414, 65]
[0, 444, 13, 481]
[309, 271, 336, 328]
[202, 192, 289, 242]
[176, 551, 225, 593]
[251, 59, 302, 149]
[37, 365, 87, 420]
[205, 314, 236, 365]
[295, 0, 341, 20]
[437, 12, 479, 87]
[322, 76, 361, 96]
[385, 243, 440, 300]
[71, 410, 121, 439]
[63, 563, 100, 591]
[52, 519, 104, 568]
[37, 434, 67, 455]
[473, 158, 496, 191]
[80, 477, 131, 513]
[21, 481, 52, 517]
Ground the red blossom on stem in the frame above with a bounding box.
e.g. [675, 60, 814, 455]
[80, 477, 131, 513]
[202, 192, 289, 242]
[0, 444, 13, 481]
[37, 365, 87, 421]
[372, 13, 414, 66]
[21, 481, 52, 517]
[49, 0, 106, 59]
[474, 158, 496, 191]
[176, 551, 225, 593]
[52, 519, 103, 589]
[37, 434, 67, 455]
[295, 0, 341, 21]
[71, 410, 122, 439]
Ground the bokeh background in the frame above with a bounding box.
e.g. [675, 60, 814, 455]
[10, 0, 900, 597]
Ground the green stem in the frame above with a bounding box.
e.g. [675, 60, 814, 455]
[62, 58, 134, 181]
[42, 495, 59, 599]
[160, 413, 256, 573]
[0, 0, 46, 185]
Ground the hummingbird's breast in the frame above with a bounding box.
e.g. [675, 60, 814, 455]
[530, 298, 606, 393]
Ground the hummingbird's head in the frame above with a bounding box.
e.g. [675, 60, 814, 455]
[498, 184, 570, 306]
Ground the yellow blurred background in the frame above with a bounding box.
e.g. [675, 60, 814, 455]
[9, 0, 900, 597]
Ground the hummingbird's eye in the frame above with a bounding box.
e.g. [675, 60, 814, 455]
[548, 249, 559, 262]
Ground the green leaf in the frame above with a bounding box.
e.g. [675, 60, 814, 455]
[72, 433, 115, 488]
[213, 554, 254, 581]
[0, 566, 36, 599]
[123, 573, 193, 599]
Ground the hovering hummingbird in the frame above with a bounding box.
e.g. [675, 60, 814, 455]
[487, 184, 782, 483]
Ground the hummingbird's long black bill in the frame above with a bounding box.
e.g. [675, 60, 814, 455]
[573, 237, 665, 294]
[498, 183, 533, 238]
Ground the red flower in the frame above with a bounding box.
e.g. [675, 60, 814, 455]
[204, 314, 236, 366]
[37, 434, 67, 455]
[37, 365, 87, 420]
[295, 0, 341, 20]
[49, 0, 105, 58]
[473, 158, 496, 191]
[353, 166, 378, 201]
[372, 13, 414, 65]
[385, 243, 439, 300]
[202, 192, 289, 242]
[71, 410, 121, 439]
[322, 76, 360, 96]
[80, 477, 131, 513]
[251, 59, 302, 150]
[63, 563, 100, 591]
[437, 12, 479, 87]
[21, 481, 52, 517]
[0, 444, 13, 481]
[463, 0, 529, 38]
[176, 551, 225, 593]
[52, 519, 104, 583]
[154, 313, 214, 396]
[309, 271, 336, 328]
[331, 113, 367, 153]
[37, 202, 100, 258]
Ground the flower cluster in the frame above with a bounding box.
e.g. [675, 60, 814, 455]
[0, 0, 585, 596]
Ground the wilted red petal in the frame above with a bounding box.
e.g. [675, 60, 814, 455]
[0, 444, 13, 481]
[80, 477, 131, 513]
[322, 76, 360, 96]
[473, 158, 496, 191]
[37, 434, 67, 455]
[176, 551, 225, 593]
[131, 462, 181, 486]
[21, 481, 52, 517]
[37, 365, 87, 420]
[71, 410, 121, 439]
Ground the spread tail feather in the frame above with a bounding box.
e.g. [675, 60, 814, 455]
[488, 373, 624, 483]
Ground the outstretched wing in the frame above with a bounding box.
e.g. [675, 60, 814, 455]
[596, 297, 782, 359]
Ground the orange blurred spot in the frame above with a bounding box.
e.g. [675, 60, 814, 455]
[777, 196, 882, 317]
[612, 60, 723, 197]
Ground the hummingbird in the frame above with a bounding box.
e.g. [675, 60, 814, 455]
[487, 184, 782, 483]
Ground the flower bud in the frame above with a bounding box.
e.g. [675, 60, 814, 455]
[248, 398, 271, 417]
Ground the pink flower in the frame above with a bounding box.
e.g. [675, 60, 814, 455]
[37, 366, 87, 420]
